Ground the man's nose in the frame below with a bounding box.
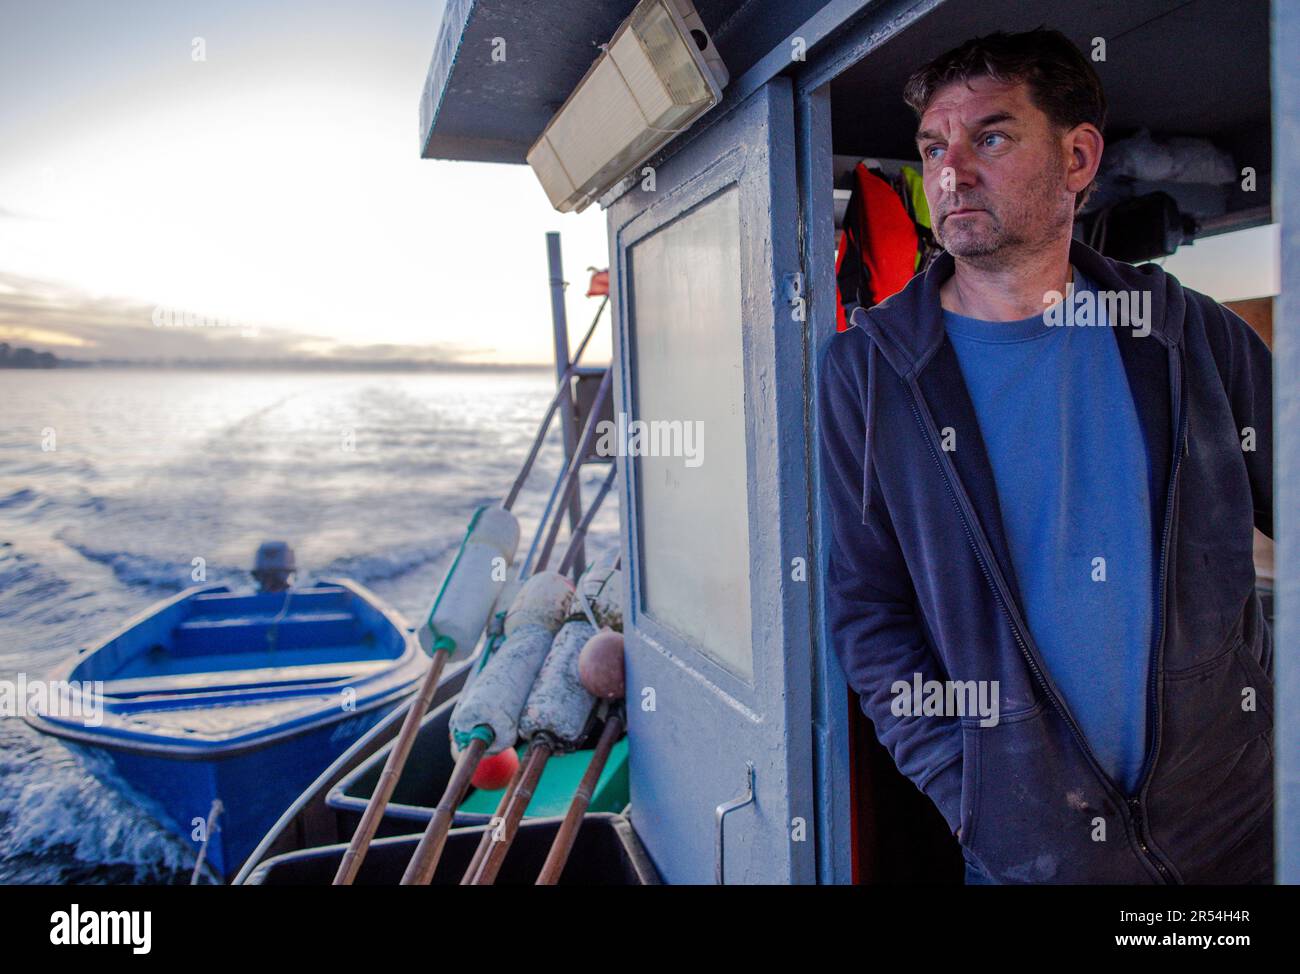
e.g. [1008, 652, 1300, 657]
[938, 140, 979, 193]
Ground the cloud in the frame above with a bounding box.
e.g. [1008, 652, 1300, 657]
[0, 270, 497, 365]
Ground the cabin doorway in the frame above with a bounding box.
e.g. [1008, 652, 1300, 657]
[803, 0, 1275, 883]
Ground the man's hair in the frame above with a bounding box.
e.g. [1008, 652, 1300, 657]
[902, 28, 1107, 212]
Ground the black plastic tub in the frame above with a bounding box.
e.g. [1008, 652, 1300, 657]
[242, 812, 659, 885]
[328, 695, 631, 839]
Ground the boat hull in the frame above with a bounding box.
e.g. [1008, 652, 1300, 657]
[25, 577, 430, 879]
[71, 700, 398, 879]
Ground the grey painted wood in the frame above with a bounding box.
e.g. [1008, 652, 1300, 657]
[607, 77, 816, 884]
[798, 81, 855, 884]
[1272, 0, 1298, 885]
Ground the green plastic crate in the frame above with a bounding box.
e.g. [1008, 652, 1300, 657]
[457, 738, 629, 818]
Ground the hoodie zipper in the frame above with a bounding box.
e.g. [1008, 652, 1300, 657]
[904, 349, 1185, 883]
[1127, 346, 1187, 881]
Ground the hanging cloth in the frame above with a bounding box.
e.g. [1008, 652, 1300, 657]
[900, 165, 944, 275]
[835, 163, 919, 331]
[901, 166, 930, 229]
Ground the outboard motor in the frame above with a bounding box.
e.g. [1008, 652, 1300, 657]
[251, 540, 296, 593]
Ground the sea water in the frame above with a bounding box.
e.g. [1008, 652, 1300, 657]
[0, 367, 619, 883]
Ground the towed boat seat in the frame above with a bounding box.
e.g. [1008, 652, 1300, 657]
[171, 611, 360, 656]
[101, 658, 393, 699]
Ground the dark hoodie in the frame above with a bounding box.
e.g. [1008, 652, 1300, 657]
[817, 238, 1274, 883]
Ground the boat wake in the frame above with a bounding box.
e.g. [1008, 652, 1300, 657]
[0, 725, 199, 884]
[0, 368, 618, 883]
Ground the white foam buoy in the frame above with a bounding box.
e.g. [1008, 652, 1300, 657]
[449, 571, 572, 756]
[504, 570, 574, 634]
[519, 617, 598, 748]
[419, 505, 520, 659]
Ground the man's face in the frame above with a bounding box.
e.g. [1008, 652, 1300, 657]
[915, 75, 1077, 263]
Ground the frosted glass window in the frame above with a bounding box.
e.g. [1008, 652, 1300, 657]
[628, 185, 753, 680]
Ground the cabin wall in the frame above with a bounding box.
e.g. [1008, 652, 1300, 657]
[1272, 0, 1299, 885]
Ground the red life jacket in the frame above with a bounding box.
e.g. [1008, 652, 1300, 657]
[835, 163, 920, 331]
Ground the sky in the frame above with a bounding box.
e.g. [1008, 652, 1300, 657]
[0, 1, 1278, 366]
[0, 0, 611, 366]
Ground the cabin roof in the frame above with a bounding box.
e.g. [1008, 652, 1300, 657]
[419, 0, 1271, 232]
[418, 0, 632, 163]
[418, 0, 833, 163]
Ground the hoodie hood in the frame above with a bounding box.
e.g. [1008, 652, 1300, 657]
[847, 238, 1185, 381]
[842, 237, 1186, 530]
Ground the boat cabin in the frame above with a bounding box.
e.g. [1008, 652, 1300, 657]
[418, 0, 1296, 883]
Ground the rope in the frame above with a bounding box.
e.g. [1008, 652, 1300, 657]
[190, 799, 224, 885]
[266, 587, 294, 653]
[571, 575, 600, 631]
[423, 504, 488, 656]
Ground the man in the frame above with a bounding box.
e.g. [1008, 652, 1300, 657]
[818, 29, 1274, 883]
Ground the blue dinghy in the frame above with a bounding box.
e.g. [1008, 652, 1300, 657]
[23, 576, 429, 880]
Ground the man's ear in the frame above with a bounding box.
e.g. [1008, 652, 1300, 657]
[1064, 123, 1104, 198]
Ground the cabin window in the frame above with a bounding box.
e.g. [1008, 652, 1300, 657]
[627, 184, 754, 681]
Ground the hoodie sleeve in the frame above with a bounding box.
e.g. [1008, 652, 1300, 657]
[1203, 298, 1274, 538]
[817, 334, 964, 835]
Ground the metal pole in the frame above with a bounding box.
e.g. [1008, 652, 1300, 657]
[517, 460, 569, 580]
[558, 462, 618, 576]
[536, 369, 613, 572]
[502, 296, 608, 513]
[546, 232, 587, 577]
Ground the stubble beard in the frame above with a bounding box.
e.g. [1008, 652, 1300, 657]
[936, 173, 1074, 272]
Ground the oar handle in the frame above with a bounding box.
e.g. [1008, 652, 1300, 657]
[400, 734, 489, 885]
[461, 758, 525, 884]
[535, 713, 624, 885]
[471, 740, 552, 885]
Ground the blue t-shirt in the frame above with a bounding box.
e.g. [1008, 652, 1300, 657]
[943, 268, 1153, 793]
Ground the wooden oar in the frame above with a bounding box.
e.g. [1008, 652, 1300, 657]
[535, 712, 623, 885]
[537, 630, 625, 885]
[468, 740, 552, 885]
[333, 501, 521, 885]
[421, 574, 573, 885]
[461, 758, 525, 885]
[332, 647, 451, 884]
[400, 734, 490, 884]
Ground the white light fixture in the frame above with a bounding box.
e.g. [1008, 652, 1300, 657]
[527, 0, 729, 213]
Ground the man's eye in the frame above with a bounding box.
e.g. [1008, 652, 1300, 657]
[924, 144, 944, 160]
[981, 133, 1006, 148]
